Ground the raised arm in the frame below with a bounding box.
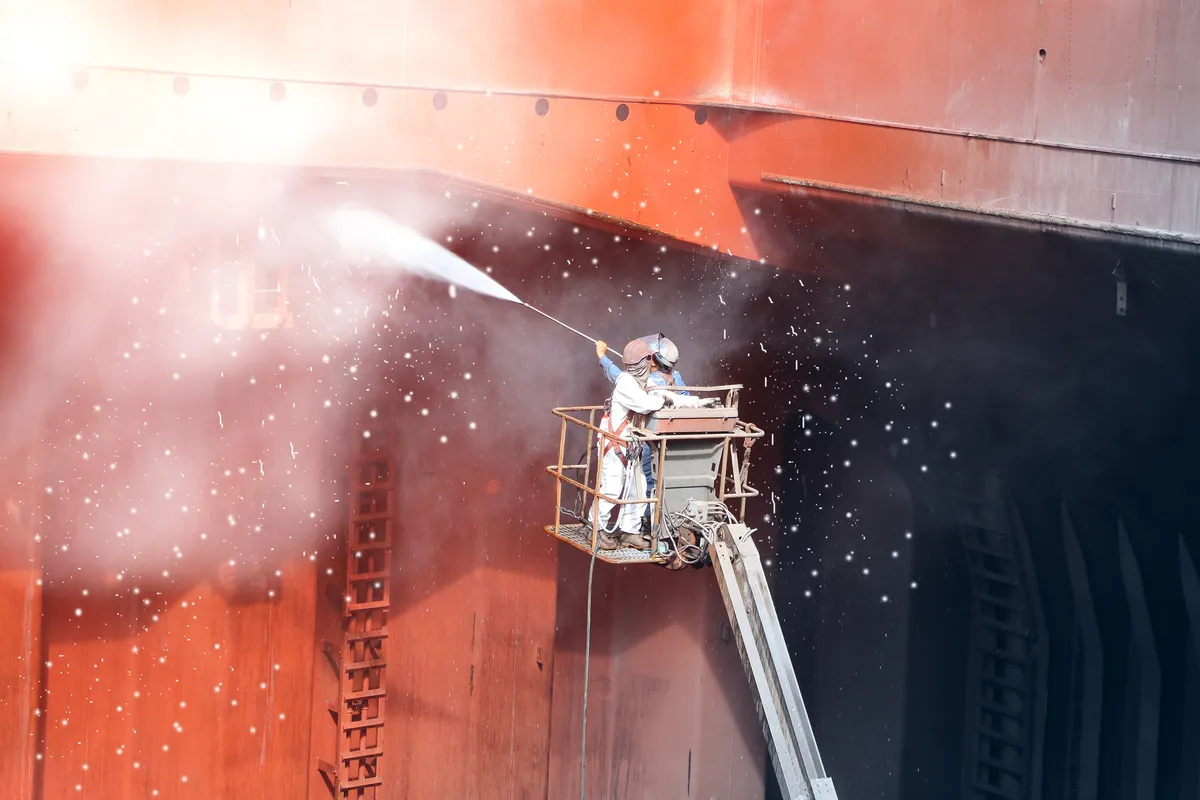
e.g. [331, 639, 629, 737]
[599, 356, 621, 384]
[596, 340, 622, 384]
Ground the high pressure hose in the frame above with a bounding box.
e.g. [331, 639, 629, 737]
[521, 302, 621, 359]
[580, 440, 650, 798]
[580, 532, 598, 800]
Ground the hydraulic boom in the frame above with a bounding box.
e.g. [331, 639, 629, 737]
[710, 523, 839, 800]
[545, 388, 838, 798]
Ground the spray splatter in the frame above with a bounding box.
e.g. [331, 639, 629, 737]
[326, 206, 521, 303]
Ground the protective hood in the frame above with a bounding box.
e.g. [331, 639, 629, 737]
[626, 358, 652, 389]
[622, 339, 654, 389]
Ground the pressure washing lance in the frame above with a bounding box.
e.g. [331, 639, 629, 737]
[521, 302, 622, 358]
[518, 298, 615, 800]
[520, 303, 691, 800]
[522, 301, 715, 798]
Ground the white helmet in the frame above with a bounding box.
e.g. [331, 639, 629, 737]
[641, 333, 680, 371]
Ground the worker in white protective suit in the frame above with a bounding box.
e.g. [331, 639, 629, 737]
[598, 334, 689, 533]
[591, 339, 717, 550]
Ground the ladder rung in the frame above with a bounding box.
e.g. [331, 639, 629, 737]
[963, 538, 1012, 559]
[975, 591, 1018, 608]
[981, 672, 1025, 691]
[350, 540, 393, 552]
[976, 725, 1025, 748]
[351, 511, 392, 521]
[959, 513, 1006, 531]
[979, 616, 1025, 635]
[342, 716, 385, 731]
[345, 687, 386, 702]
[348, 570, 391, 582]
[975, 752, 1024, 774]
[345, 629, 388, 642]
[341, 746, 384, 762]
[347, 600, 390, 613]
[963, 526, 1010, 545]
[340, 776, 383, 790]
[344, 656, 387, 670]
[971, 568, 1018, 586]
[961, 519, 1009, 539]
[982, 646, 1030, 665]
[979, 699, 1026, 719]
[345, 642, 385, 663]
[959, 517, 1007, 538]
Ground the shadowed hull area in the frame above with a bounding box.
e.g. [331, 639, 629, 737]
[0, 163, 1197, 799]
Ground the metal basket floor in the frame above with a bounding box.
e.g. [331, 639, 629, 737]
[545, 523, 665, 564]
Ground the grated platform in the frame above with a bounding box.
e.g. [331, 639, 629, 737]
[546, 524, 664, 564]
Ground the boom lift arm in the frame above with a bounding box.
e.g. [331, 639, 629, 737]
[710, 522, 839, 800]
[545, 386, 839, 799]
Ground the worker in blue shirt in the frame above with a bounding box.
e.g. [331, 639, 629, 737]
[598, 334, 688, 392]
[595, 334, 689, 538]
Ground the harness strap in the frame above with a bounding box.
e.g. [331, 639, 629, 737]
[601, 415, 630, 466]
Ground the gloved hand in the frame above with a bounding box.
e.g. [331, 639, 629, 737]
[660, 392, 701, 409]
[699, 397, 721, 409]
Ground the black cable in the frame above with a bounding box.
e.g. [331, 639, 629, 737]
[580, 533, 598, 799]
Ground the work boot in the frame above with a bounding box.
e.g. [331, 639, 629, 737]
[597, 533, 621, 551]
[619, 532, 650, 550]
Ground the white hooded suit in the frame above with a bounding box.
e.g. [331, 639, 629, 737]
[592, 372, 700, 535]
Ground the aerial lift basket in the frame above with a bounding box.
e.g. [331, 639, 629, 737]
[545, 385, 762, 565]
[544, 385, 839, 799]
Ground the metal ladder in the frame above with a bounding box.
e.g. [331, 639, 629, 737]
[956, 475, 1046, 800]
[319, 414, 394, 799]
[709, 523, 838, 800]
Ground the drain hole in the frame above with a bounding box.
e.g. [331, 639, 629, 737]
[694, 108, 709, 125]
[269, 82, 286, 102]
[534, 97, 550, 117]
[362, 88, 378, 107]
[173, 76, 190, 96]
[615, 103, 630, 122]
[433, 91, 447, 111]
[71, 69, 89, 90]
[1038, 48, 1047, 63]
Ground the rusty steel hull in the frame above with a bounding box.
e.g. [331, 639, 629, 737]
[0, 168, 778, 799]
[1, 153, 1198, 798]
[0, 0, 1195, 255]
[0, 1, 1197, 797]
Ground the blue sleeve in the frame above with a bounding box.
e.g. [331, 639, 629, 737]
[599, 356, 621, 384]
[646, 371, 689, 394]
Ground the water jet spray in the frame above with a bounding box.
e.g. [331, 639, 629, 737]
[327, 206, 621, 358]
